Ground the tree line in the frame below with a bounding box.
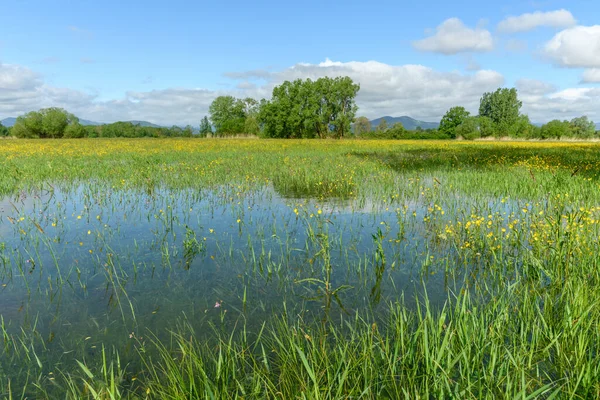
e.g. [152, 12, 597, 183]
[4, 108, 197, 139]
[2, 77, 598, 140]
[435, 88, 597, 140]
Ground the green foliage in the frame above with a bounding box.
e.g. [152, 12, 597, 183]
[477, 116, 495, 137]
[540, 119, 571, 139]
[479, 88, 522, 135]
[512, 114, 536, 138]
[208, 96, 247, 136]
[376, 118, 388, 132]
[0, 123, 8, 137]
[354, 116, 371, 135]
[455, 117, 480, 140]
[12, 108, 80, 138]
[361, 126, 450, 140]
[199, 116, 212, 137]
[63, 122, 86, 138]
[570, 116, 596, 138]
[386, 122, 406, 139]
[259, 76, 360, 138]
[439, 106, 470, 138]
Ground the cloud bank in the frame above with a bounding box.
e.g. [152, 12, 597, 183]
[2, 59, 600, 126]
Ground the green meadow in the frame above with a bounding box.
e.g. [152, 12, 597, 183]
[0, 138, 600, 399]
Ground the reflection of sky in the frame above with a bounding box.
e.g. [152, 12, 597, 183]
[0, 185, 476, 387]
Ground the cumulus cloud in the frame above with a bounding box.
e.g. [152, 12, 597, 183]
[543, 25, 600, 68]
[497, 9, 576, 33]
[581, 68, 600, 83]
[4, 59, 600, 126]
[504, 39, 528, 53]
[412, 18, 494, 54]
[0, 59, 506, 125]
[516, 78, 556, 96]
[515, 78, 600, 122]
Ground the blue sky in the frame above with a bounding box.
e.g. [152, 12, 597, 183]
[1, 0, 600, 125]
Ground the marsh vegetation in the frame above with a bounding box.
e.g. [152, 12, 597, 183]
[1, 139, 599, 398]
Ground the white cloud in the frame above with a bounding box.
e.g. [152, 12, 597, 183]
[226, 59, 504, 120]
[505, 39, 528, 53]
[516, 78, 556, 96]
[498, 9, 576, 33]
[0, 60, 505, 125]
[4, 60, 600, 126]
[412, 18, 494, 55]
[581, 68, 600, 83]
[516, 79, 600, 122]
[543, 25, 600, 68]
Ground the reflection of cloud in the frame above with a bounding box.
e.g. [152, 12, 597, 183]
[413, 18, 494, 54]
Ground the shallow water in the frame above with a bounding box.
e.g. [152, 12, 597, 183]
[0, 184, 468, 388]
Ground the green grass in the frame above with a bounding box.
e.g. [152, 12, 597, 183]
[0, 139, 599, 398]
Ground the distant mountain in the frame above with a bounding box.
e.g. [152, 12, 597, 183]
[80, 119, 101, 126]
[0, 117, 17, 127]
[1, 117, 162, 128]
[125, 120, 162, 128]
[370, 116, 439, 131]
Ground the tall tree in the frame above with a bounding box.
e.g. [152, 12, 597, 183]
[376, 118, 388, 132]
[12, 108, 80, 138]
[354, 116, 371, 135]
[540, 120, 570, 139]
[570, 116, 596, 138]
[199, 116, 212, 137]
[439, 106, 470, 138]
[209, 96, 247, 136]
[0, 122, 8, 137]
[258, 76, 360, 139]
[478, 88, 522, 135]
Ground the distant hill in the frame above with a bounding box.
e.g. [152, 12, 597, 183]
[1, 117, 162, 128]
[370, 116, 439, 131]
[0, 117, 17, 127]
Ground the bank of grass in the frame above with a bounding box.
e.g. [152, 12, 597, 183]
[1, 139, 600, 398]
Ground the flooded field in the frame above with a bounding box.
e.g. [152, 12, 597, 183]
[1, 139, 600, 398]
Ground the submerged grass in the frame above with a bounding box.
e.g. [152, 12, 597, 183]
[0, 139, 600, 398]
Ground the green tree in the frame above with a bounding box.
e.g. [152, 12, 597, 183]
[439, 106, 470, 138]
[387, 122, 406, 139]
[12, 108, 80, 138]
[12, 111, 43, 138]
[258, 77, 359, 139]
[376, 118, 388, 132]
[477, 116, 495, 137]
[63, 122, 86, 138]
[244, 115, 260, 135]
[540, 120, 570, 139]
[354, 116, 371, 135]
[209, 96, 247, 136]
[0, 122, 8, 137]
[513, 115, 535, 138]
[570, 116, 595, 138]
[455, 117, 480, 140]
[199, 116, 212, 137]
[478, 88, 522, 136]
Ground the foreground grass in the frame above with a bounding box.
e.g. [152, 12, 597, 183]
[1, 139, 600, 398]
